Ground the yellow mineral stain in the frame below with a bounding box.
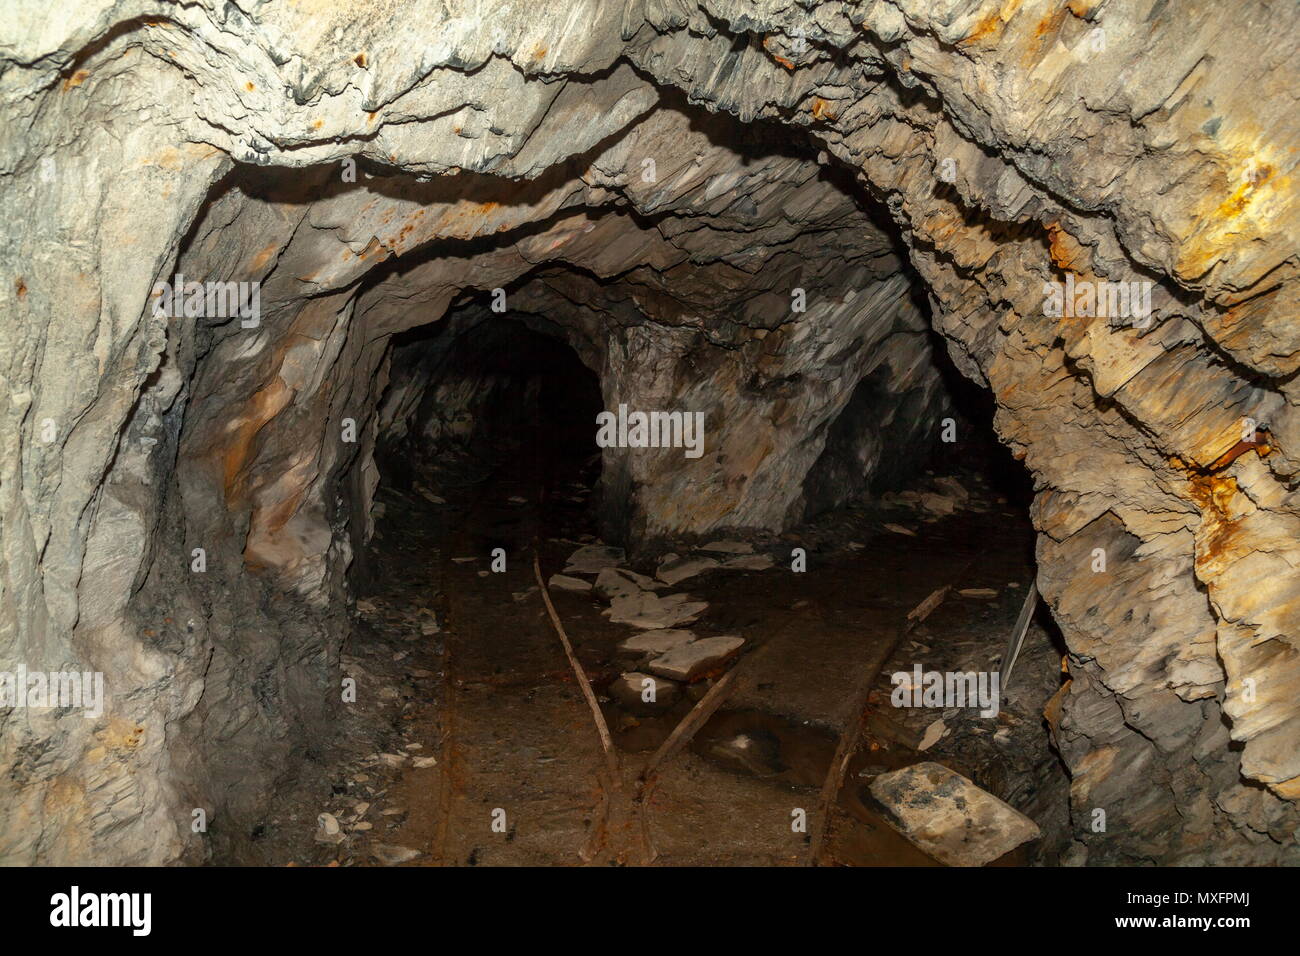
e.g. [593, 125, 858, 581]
[1176, 130, 1291, 281]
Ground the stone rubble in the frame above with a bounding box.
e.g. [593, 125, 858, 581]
[870, 763, 1041, 867]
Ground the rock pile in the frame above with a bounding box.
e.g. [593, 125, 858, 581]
[555, 543, 771, 711]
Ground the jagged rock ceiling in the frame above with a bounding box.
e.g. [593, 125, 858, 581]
[1, 0, 1297, 865]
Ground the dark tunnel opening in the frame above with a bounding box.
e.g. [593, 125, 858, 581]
[374, 310, 603, 504]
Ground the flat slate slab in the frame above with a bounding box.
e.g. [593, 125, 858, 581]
[594, 567, 644, 602]
[619, 568, 663, 590]
[868, 762, 1040, 867]
[699, 539, 753, 554]
[617, 628, 696, 658]
[607, 671, 680, 713]
[604, 592, 707, 629]
[656, 553, 720, 586]
[548, 573, 592, 592]
[563, 545, 626, 575]
[647, 635, 744, 681]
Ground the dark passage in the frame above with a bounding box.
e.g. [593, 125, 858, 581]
[375, 311, 603, 510]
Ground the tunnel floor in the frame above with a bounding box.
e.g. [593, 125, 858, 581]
[225, 423, 1068, 866]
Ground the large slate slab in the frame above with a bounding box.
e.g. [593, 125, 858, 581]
[647, 635, 744, 681]
[869, 762, 1040, 866]
[604, 591, 707, 629]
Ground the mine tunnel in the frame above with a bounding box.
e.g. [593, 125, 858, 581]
[4, 0, 1298, 876]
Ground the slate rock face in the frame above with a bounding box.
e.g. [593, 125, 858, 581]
[1, 0, 1297, 864]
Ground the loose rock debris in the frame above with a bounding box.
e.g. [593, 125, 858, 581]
[547, 573, 592, 592]
[869, 763, 1041, 867]
[245, 462, 1059, 867]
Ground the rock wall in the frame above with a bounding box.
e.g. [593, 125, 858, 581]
[1, 0, 1296, 863]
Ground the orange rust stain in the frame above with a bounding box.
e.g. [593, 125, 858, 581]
[1044, 679, 1071, 733]
[1205, 475, 1238, 513]
[810, 98, 838, 121]
[261, 483, 309, 538]
[1044, 220, 1088, 272]
[1204, 429, 1273, 473]
[367, 111, 377, 124]
[761, 36, 797, 70]
[1188, 471, 1240, 568]
[312, 119, 323, 130]
[960, 11, 1001, 45]
[355, 236, 392, 262]
[1021, 6, 1069, 67]
[1034, 7, 1068, 37]
[249, 242, 280, 272]
[1178, 423, 1273, 576]
[354, 52, 367, 68]
[221, 378, 292, 503]
[14, 277, 26, 299]
[530, 44, 547, 61]
[62, 70, 90, 91]
[245, 81, 256, 92]
[141, 146, 186, 171]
